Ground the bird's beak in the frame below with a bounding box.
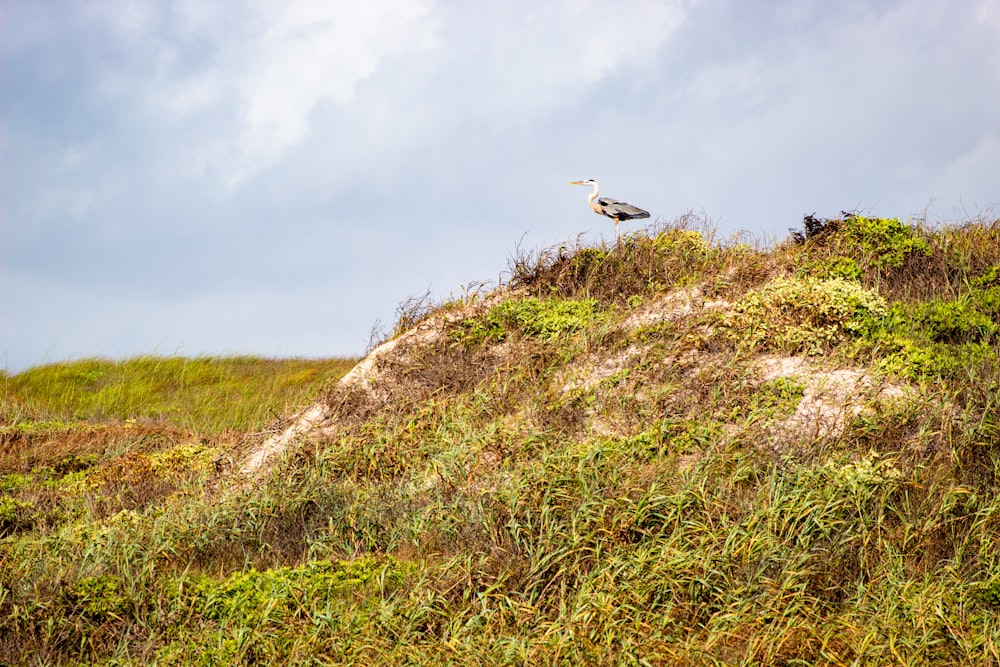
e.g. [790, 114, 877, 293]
[569, 181, 584, 186]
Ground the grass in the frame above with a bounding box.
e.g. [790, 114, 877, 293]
[4, 214, 1000, 664]
[2, 355, 357, 435]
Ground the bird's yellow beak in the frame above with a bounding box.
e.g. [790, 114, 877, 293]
[569, 181, 585, 185]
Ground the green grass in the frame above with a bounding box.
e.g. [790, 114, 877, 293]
[4, 215, 1000, 664]
[2, 355, 357, 435]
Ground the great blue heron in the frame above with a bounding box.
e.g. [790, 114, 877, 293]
[570, 179, 650, 248]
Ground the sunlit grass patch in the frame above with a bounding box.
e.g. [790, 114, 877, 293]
[452, 296, 607, 345]
[724, 276, 888, 355]
[3, 355, 357, 435]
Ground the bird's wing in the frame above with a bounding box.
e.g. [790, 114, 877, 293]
[598, 198, 650, 220]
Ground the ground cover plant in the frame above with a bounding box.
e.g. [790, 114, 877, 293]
[4, 214, 1000, 664]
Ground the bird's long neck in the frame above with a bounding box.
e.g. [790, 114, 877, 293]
[587, 182, 602, 214]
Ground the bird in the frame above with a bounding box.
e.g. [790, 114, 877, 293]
[569, 179, 650, 248]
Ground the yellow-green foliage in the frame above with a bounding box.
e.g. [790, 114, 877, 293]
[454, 296, 605, 344]
[149, 443, 217, 475]
[652, 228, 710, 259]
[0, 472, 32, 493]
[869, 275, 1000, 379]
[821, 450, 904, 494]
[624, 418, 726, 457]
[796, 255, 864, 282]
[185, 556, 404, 626]
[838, 214, 931, 268]
[798, 213, 932, 271]
[726, 277, 888, 354]
[917, 298, 998, 344]
[3, 355, 356, 434]
[63, 575, 129, 622]
[0, 496, 34, 536]
[740, 377, 805, 421]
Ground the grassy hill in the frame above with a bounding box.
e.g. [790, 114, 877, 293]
[4, 213, 1000, 665]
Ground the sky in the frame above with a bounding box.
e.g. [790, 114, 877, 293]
[3, 0, 999, 372]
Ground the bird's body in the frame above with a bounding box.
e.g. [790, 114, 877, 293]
[569, 179, 649, 247]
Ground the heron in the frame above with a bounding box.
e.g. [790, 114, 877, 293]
[570, 179, 650, 248]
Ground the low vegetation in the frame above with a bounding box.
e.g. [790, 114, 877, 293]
[4, 213, 1000, 664]
[3, 356, 357, 434]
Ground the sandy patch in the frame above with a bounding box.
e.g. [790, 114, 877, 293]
[755, 355, 913, 448]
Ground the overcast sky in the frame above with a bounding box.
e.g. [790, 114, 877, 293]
[3, 0, 999, 372]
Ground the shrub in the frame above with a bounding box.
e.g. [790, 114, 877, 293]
[0, 496, 35, 536]
[791, 213, 932, 272]
[796, 255, 864, 282]
[916, 298, 998, 344]
[725, 277, 888, 354]
[63, 575, 130, 622]
[186, 556, 404, 626]
[652, 228, 711, 260]
[839, 214, 931, 268]
[453, 297, 605, 344]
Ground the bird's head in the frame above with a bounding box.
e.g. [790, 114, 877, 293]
[569, 179, 598, 187]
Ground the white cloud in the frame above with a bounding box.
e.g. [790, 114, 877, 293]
[555, 0, 692, 81]
[86, 0, 159, 43]
[49, 0, 693, 193]
[430, 1, 692, 116]
[77, 0, 438, 188]
[164, 0, 438, 188]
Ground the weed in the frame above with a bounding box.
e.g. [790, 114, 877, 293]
[791, 212, 932, 271]
[796, 255, 864, 282]
[184, 556, 406, 625]
[62, 575, 130, 623]
[724, 276, 888, 354]
[452, 296, 605, 344]
[0, 495, 35, 536]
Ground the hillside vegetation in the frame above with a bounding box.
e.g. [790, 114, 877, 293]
[4, 213, 1000, 665]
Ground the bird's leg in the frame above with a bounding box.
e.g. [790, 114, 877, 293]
[615, 220, 622, 249]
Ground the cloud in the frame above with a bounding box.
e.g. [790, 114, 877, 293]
[149, 0, 693, 195]
[420, 1, 692, 122]
[212, 1, 436, 187]
[86, 0, 439, 188]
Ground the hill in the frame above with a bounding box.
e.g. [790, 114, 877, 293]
[4, 213, 1000, 664]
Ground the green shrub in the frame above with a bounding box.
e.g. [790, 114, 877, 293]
[972, 265, 1000, 289]
[868, 279, 1000, 378]
[569, 247, 608, 273]
[652, 229, 710, 259]
[0, 473, 32, 493]
[916, 298, 998, 344]
[839, 214, 931, 268]
[624, 418, 725, 457]
[0, 496, 35, 535]
[796, 255, 864, 282]
[794, 213, 932, 271]
[186, 556, 404, 626]
[749, 377, 806, 417]
[725, 277, 888, 354]
[972, 579, 1000, 607]
[63, 575, 129, 622]
[454, 297, 605, 344]
[876, 337, 995, 381]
